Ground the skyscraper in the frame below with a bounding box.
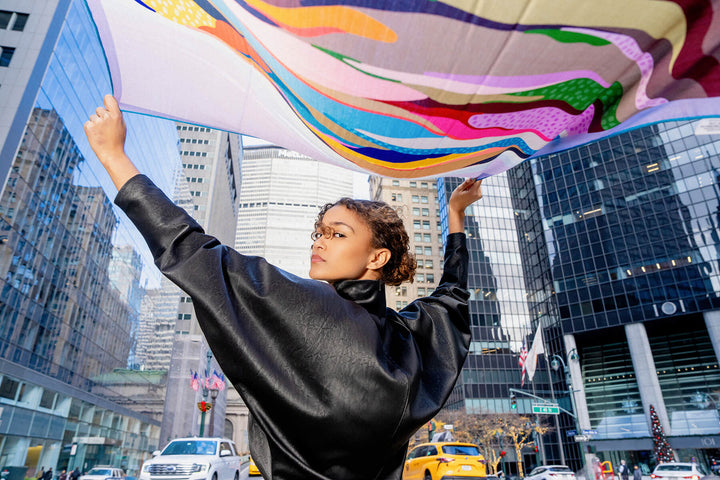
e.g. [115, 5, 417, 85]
[156, 123, 241, 443]
[0, 0, 182, 473]
[235, 145, 354, 277]
[508, 120, 720, 471]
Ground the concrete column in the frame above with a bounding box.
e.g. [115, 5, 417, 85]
[704, 310, 720, 365]
[624, 322, 673, 436]
[564, 334, 592, 431]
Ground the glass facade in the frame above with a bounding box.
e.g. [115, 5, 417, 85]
[0, 0, 182, 475]
[533, 123, 719, 333]
[517, 120, 720, 472]
[439, 174, 574, 472]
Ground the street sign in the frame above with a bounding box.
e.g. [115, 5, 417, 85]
[582, 429, 598, 435]
[574, 435, 589, 442]
[532, 404, 560, 414]
[567, 430, 577, 437]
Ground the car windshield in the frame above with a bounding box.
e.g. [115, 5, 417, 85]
[656, 466, 692, 472]
[87, 470, 113, 476]
[441, 445, 480, 456]
[549, 467, 574, 473]
[162, 440, 217, 455]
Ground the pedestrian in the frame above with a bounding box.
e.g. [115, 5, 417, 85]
[36, 468, 44, 480]
[42, 468, 52, 480]
[84, 95, 483, 480]
[69, 468, 80, 480]
[619, 460, 629, 480]
[58, 470, 67, 480]
[633, 465, 642, 480]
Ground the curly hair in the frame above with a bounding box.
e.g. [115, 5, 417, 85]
[314, 198, 417, 285]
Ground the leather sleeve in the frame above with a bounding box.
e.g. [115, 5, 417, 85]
[395, 232, 471, 429]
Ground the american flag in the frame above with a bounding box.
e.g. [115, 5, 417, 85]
[518, 341, 528, 386]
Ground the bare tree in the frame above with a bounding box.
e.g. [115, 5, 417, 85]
[437, 410, 550, 476]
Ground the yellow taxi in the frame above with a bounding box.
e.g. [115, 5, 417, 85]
[248, 457, 261, 477]
[403, 442, 486, 480]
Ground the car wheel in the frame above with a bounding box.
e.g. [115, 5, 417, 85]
[211, 473, 217, 480]
[424, 472, 432, 480]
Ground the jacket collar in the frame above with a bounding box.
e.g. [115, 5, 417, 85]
[333, 279, 386, 317]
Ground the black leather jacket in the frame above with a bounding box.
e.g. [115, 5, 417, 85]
[116, 175, 471, 480]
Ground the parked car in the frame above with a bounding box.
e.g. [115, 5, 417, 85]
[247, 458, 261, 477]
[651, 463, 710, 480]
[402, 442, 486, 480]
[139, 438, 242, 480]
[79, 467, 125, 480]
[524, 465, 577, 480]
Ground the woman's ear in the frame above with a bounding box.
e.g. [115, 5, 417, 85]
[367, 248, 391, 272]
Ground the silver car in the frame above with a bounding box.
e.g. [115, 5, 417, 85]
[79, 467, 125, 480]
[525, 466, 577, 480]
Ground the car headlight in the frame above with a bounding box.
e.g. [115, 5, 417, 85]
[141, 464, 151, 473]
[191, 464, 208, 473]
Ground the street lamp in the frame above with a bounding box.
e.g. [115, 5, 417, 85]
[190, 350, 226, 437]
[550, 349, 586, 476]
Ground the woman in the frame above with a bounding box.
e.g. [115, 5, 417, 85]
[85, 95, 483, 480]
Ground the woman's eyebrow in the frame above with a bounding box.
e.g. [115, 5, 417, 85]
[328, 221, 355, 233]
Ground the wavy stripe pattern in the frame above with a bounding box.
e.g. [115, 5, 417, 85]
[95, 0, 720, 177]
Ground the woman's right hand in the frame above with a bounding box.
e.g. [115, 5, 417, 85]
[447, 178, 483, 233]
[84, 94, 140, 190]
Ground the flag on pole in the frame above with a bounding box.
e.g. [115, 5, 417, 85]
[518, 341, 528, 386]
[524, 323, 545, 383]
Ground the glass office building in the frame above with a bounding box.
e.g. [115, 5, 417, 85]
[507, 120, 720, 473]
[0, 0, 183, 475]
[438, 174, 572, 473]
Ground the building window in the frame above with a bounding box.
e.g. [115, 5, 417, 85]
[424, 247, 432, 255]
[417, 259, 424, 268]
[392, 193, 402, 201]
[422, 220, 430, 230]
[415, 246, 423, 255]
[412, 195, 419, 203]
[425, 260, 433, 269]
[0, 11, 12, 29]
[0, 377, 19, 400]
[413, 208, 420, 216]
[427, 273, 435, 283]
[410, 181, 417, 187]
[416, 273, 425, 282]
[413, 220, 421, 229]
[418, 288, 426, 296]
[422, 208, 429, 216]
[421, 182, 428, 188]
[421, 196, 428, 204]
[392, 180, 400, 186]
[414, 233, 422, 242]
[423, 233, 431, 242]
[12, 13, 28, 31]
[0, 46, 15, 67]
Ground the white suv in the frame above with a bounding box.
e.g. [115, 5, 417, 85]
[139, 438, 242, 480]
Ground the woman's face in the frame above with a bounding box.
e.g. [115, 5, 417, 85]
[309, 205, 388, 283]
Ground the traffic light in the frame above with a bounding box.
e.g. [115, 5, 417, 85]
[500, 451, 506, 458]
[510, 394, 517, 409]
